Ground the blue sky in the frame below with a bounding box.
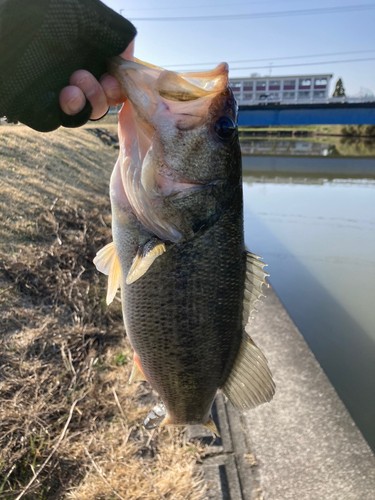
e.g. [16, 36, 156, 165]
[103, 0, 375, 96]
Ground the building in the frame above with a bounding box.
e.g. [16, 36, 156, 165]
[229, 74, 333, 105]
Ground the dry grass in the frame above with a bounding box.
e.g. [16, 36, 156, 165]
[0, 126, 207, 499]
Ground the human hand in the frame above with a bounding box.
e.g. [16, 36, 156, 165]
[0, 0, 136, 132]
[59, 40, 135, 120]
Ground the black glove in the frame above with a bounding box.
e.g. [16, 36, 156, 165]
[0, 0, 136, 132]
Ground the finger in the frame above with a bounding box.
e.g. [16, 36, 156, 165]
[70, 70, 109, 120]
[100, 74, 126, 107]
[59, 86, 86, 116]
[100, 40, 136, 107]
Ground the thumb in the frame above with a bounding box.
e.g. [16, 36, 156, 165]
[100, 39, 135, 107]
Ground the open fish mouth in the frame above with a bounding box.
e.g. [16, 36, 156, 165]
[108, 58, 231, 243]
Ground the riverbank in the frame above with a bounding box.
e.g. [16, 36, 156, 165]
[239, 124, 375, 138]
[239, 126, 375, 158]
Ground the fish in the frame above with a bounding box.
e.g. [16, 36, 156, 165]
[94, 57, 275, 434]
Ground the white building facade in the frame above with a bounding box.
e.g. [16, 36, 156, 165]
[229, 74, 333, 105]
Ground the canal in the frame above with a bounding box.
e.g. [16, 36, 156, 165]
[242, 138, 375, 451]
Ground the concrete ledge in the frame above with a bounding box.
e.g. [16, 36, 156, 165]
[243, 287, 375, 499]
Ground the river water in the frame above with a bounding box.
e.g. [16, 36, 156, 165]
[241, 139, 375, 451]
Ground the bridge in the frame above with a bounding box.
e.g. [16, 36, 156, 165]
[238, 100, 375, 127]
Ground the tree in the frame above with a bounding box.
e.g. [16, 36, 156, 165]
[332, 78, 346, 97]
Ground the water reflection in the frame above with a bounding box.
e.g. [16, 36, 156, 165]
[243, 170, 375, 450]
[241, 138, 375, 157]
[241, 140, 336, 156]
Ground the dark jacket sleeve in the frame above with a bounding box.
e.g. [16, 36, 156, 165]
[0, 0, 136, 132]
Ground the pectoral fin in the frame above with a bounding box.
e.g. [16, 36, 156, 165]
[93, 242, 121, 305]
[222, 334, 275, 411]
[126, 237, 166, 285]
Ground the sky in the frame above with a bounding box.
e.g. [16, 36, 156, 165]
[103, 0, 375, 97]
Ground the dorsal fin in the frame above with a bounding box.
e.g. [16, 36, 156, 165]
[93, 242, 121, 305]
[243, 251, 269, 327]
[222, 334, 275, 411]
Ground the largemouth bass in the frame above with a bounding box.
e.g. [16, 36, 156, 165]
[94, 57, 275, 433]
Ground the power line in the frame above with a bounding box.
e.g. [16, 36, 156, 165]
[163, 50, 375, 69]
[124, 0, 304, 12]
[129, 4, 375, 22]
[220, 57, 375, 73]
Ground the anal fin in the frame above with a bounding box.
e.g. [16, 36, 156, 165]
[222, 334, 275, 411]
[126, 237, 166, 285]
[129, 352, 147, 384]
[129, 362, 146, 384]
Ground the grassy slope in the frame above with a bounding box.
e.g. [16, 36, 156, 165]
[0, 125, 118, 251]
[0, 125, 205, 500]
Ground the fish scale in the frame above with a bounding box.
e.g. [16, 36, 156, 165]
[121, 204, 245, 424]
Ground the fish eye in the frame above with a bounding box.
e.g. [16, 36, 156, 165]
[214, 116, 236, 141]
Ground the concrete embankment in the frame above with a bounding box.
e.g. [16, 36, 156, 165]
[196, 287, 375, 499]
[242, 155, 375, 177]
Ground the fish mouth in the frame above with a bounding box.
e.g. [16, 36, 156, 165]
[109, 58, 230, 242]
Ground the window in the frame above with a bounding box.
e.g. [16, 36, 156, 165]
[243, 80, 253, 91]
[298, 91, 310, 98]
[295, 142, 312, 151]
[283, 92, 295, 99]
[283, 80, 296, 89]
[230, 81, 241, 92]
[314, 90, 325, 98]
[314, 78, 327, 87]
[299, 78, 311, 88]
[256, 81, 266, 91]
[243, 93, 254, 101]
[269, 80, 281, 90]
[268, 93, 280, 99]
